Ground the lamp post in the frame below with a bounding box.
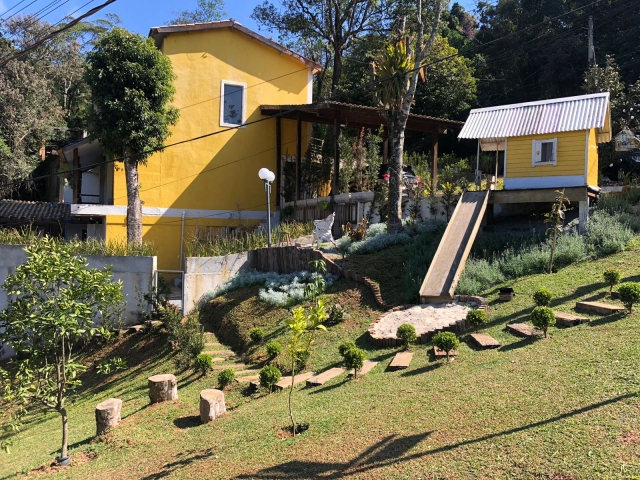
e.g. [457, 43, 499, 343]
[258, 168, 276, 247]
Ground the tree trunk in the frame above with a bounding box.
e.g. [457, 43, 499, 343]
[123, 151, 143, 244]
[288, 358, 297, 436]
[387, 111, 409, 233]
[330, 48, 343, 97]
[60, 408, 68, 459]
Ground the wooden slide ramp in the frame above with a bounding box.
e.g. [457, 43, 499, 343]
[420, 190, 490, 303]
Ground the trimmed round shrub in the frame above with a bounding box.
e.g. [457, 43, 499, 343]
[618, 282, 640, 313]
[432, 331, 459, 362]
[396, 324, 417, 349]
[259, 365, 282, 392]
[248, 327, 265, 343]
[603, 267, 621, 294]
[466, 309, 488, 332]
[294, 349, 311, 371]
[343, 347, 366, 379]
[194, 353, 213, 374]
[533, 287, 553, 307]
[265, 341, 282, 359]
[338, 341, 357, 357]
[217, 368, 235, 389]
[530, 306, 555, 338]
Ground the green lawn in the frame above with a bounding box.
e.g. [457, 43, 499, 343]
[2, 244, 640, 479]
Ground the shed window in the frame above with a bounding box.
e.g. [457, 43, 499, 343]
[532, 138, 557, 166]
[220, 81, 246, 127]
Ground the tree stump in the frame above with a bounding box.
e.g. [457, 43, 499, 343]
[199, 389, 226, 424]
[95, 398, 122, 436]
[148, 374, 178, 403]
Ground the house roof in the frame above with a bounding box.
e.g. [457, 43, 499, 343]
[0, 200, 70, 224]
[458, 92, 611, 151]
[149, 20, 323, 74]
[260, 101, 464, 133]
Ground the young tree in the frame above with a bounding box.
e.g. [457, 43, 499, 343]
[603, 267, 621, 295]
[466, 309, 487, 333]
[530, 306, 555, 338]
[618, 282, 640, 313]
[374, 0, 445, 232]
[0, 237, 124, 463]
[168, 0, 225, 25]
[432, 331, 459, 362]
[85, 28, 179, 244]
[544, 189, 569, 274]
[342, 346, 366, 379]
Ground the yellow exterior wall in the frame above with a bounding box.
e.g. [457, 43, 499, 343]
[587, 128, 599, 186]
[105, 28, 312, 270]
[506, 130, 588, 179]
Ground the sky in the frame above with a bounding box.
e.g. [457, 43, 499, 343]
[1, 0, 478, 37]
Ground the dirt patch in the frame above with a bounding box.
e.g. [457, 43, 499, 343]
[373, 303, 469, 337]
[24, 451, 97, 477]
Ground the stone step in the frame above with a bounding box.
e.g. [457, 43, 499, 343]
[554, 311, 589, 327]
[306, 368, 345, 387]
[433, 346, 458, 358]
[388, 351, 413, 370]
[234, 369, 260, 377]
[211, 363, 246, 371]
[210, 356, 240, 363]
[203, 350, 235, 357]
[236, 375, 260, 383]
[470, 333, 501, 349]
[575, 301, 625, 315]
[274, 371, 316, 390]
[506, 323, 542, 338]
[204, 342, 222, 347]
[348, 360, 378, 377]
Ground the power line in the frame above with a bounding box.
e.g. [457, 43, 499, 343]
[0, 0, 39, 24]
[0, 0, 29, 19]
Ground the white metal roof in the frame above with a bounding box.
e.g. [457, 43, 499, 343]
[459, 92, 611, 151]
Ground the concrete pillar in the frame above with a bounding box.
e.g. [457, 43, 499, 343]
[579, 200, 589, 234]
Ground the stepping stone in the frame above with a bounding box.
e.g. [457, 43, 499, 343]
[388, 352, 413, 371]
[554, 311, 589, 327]
[470, 333, 501, 349]
[204, 342, 222, 347]
[236, 375, 260, 383]
[348, 360, 378, 377]
[433, 346, 458, 358]
[506, 323, 542, 338]
[306, 368, 345, 387]
[575, 301, 625, 315]
[211, 363, 246, 371]
[274, 371, 316, 390]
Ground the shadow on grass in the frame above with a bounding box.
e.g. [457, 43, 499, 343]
[589, 312, 627, 327]
[237, 393, 636, 479]
[307, 378, 348, 395]
[139, 448, 215, 479]
[173, 415, 202, 430]
[498, 337, 534, 352]
[399, 362, 442, 377]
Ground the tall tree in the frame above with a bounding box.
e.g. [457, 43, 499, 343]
[85, 28, 179, 244]
[168, 0, 226, 25]
[374, 0, 445, 232]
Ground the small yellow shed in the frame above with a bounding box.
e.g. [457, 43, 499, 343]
[459, 92, 611, 190]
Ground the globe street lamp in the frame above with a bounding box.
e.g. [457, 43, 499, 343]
[258, 168, 276, 247]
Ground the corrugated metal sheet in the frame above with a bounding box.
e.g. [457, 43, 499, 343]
[459, 92, 610, 141]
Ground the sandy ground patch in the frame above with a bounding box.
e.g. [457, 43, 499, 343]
[373, 303, 470, 337]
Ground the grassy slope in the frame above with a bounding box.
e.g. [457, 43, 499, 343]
[2, 246, 640, 479]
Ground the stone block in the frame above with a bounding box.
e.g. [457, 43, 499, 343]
[200, 389, 226, 424]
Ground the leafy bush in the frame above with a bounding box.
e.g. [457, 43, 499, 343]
[265, 341, 282, 359]
[603, 267, 621, 294]
[338, 341, 357, 357]
[342, 346, 366, 379]
[401, 222, 447, 301]
[586, 211, 633, 255]
[432, 331, 460, 362]
[96, 357, 128, 375]
[194, 354, 213, 374]
[533, 288, 553, 307]
[531, 306, 555, 338]
[456, 258, 504, 296]
[217, 368, 236, 389]
[347, 231, 412, 255]
[249, 328, 265, 343]
[396, 324, 417, 349]
[466, 309, 488, 332]
[259, 365, 282, 393]
[170, 313, 205, 369]
[327, 303, 348, 324]
[618, 282, 640, 313]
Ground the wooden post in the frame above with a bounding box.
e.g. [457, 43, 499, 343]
[332, 113, 341, 196]
[276, 116, 282, 207]
[95, 398, 122, 436]
[296, 116, 302, 200]
[73, 148, 80, 203]
[431, 130, 439, 194]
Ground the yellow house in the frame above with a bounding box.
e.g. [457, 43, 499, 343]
[459, 92, 611, 190]
[62, 21, 321, 270]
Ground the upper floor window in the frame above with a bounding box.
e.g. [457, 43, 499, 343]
[220, 81, 246, 127]
[532, 138, 557, 166]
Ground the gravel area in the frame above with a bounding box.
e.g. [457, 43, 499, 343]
[373, 303, 470, 337]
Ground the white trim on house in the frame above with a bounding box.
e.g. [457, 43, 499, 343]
[531, 138, 557, 166]
[71, 204, 268, 220]
[503, 175, 586, 190]
[220, 80, 247, 128]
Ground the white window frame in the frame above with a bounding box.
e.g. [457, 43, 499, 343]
[531, 138, 557, 166]
[220, 80, 247, 128]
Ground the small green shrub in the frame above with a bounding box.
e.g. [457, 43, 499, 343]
[466, 309, 488, 332]
[533, 287, 553, 307]
[170, 313, 205, 369]
[194, 354, 213, 374]
[432, 331, 460, 362]
[603, 267, 621, 294]
[531, 306, 555, 338]
[249, 328, 265, 343]
[338, 341, 357, 357]
[618, 282, 640, 313]
[342, 347, 366, 379]
[327, 303, 348, 324]
[265, 341, 282, 359]
[96, 357, 128, 375]
[217, 368, 235, 389]
[396, 324, 417, 349]
[259, 365, 282, 392]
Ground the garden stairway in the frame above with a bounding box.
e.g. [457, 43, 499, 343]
[420, 190, 490, 303]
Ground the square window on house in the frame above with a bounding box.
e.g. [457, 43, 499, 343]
[532, 138, 557, 166]
[221, 82, 245, 127]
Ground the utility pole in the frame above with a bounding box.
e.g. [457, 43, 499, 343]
[588, 15, 596, 66]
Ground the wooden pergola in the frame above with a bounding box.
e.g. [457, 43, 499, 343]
[260, 101, 465, 203]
